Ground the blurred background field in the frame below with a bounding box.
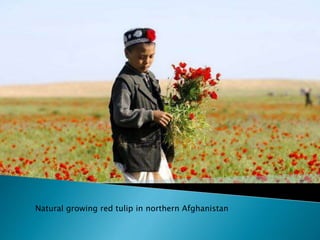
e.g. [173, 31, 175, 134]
[1, 79, 320, 97]
[0, 80, 320, 183]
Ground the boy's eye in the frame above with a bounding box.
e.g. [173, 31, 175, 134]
[139, 55, 154, 60]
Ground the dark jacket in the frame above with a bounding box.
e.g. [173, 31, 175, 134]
[109, 63, 174, 172]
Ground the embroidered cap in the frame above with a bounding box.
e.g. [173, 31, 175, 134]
[123, 28, 156, 48]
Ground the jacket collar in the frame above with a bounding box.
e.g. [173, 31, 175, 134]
[124, 63, 158, 105]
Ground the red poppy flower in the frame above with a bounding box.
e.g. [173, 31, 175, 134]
[87, 175, 97, 182]
[216, 73, 221, 80]
[15, 166, 23, 175]
[180, 166, 188, 172]
[55, 173, 63, 180]
[179, 62, 187, 68]
[174, 73, 181, 80]
[81, 167, 89, 175]
[59, 163, 68, 170]
[189, 113, 195, 120]
[173, 83, 180, 89]
[190, 169, 197, 176]
[203, 67, 211, 81]
[209, 91, 218, 99]
[172, 95, 179, 101]
[209, 80, 217, 86]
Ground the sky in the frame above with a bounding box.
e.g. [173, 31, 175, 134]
[0, 0, 319, 86]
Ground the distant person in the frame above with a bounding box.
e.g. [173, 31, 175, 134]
[109, 28, 174, 183]
[303, 88, 313, 106]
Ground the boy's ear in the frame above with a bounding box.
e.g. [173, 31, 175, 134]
[124, 49, 129, 59]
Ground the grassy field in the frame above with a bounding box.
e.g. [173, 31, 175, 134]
[1, 80, 320, 183]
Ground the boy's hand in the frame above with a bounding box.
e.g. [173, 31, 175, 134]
[153, 110, 172, 127]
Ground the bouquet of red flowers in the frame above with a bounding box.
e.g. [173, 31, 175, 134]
[164, 62, 221, 144]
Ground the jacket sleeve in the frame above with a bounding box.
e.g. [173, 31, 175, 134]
[111, 79, 154, 128]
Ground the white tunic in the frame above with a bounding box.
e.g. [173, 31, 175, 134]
[115, 149, 174, 183]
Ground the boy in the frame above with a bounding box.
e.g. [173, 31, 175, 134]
[109, 28, 174, 183]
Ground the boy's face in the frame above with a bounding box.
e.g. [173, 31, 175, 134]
[125, 43, 156, 73]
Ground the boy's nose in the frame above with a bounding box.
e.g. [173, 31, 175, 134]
[144, 57, 152, 65]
